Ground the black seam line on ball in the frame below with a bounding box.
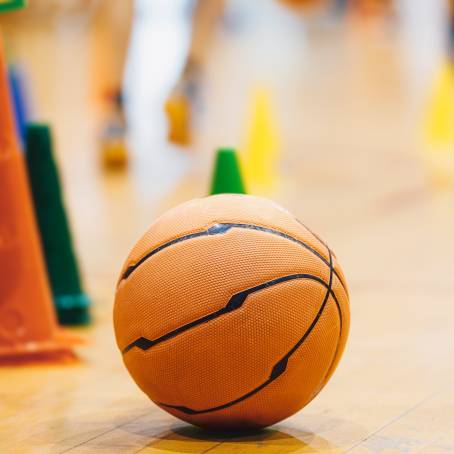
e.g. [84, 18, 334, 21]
[294, 219, 347, 299]
[295, 218, 330, 251]
[121, 271, 339, 355]
[316, 285, 344, 399]
[121, 223, 347, 292]
[157, 250, 334, 416]
[121, 230, 209, 280]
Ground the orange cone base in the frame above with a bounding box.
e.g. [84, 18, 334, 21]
[0, 329, 83, 365]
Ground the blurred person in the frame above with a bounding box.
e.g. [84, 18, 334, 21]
[0, 0, 227, 151]
[0, 0, 335, 152]
[165, 0, 226, 146]
[0, 0, 133, 167]
[165, 0, 333, 146]
[89, 0, 133, 168]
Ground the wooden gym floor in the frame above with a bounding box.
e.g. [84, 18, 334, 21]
[1, 1, 454, 452]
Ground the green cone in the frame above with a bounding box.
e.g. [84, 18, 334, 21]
[210, 148, 246, 195]
[25, 123, 91, 325]
[0, 0, 26, 12]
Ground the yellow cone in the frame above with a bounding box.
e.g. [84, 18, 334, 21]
[425, 60, 454, 148]
[242, 87, 280, 192]
[423, 60, 454, 188]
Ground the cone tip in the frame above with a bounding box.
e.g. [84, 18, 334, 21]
[0, 0, 27, 12]
[26, 122, 50, 134]
[210, 147, 246, 195]
[26, 122, 54, 146]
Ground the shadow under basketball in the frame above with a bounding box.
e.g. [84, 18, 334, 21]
[143, 424, 340, 452]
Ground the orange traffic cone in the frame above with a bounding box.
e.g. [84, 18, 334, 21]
[0, 35, 80, 364]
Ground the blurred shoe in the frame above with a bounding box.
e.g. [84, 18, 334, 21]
[165, 91, 191, 146]
[164, 61, 200, 147]
[99, 91, 128, 170]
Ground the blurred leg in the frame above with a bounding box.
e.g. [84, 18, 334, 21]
[185, 0, 226, 73]
[165, 0, 225, 146]
[89, 0, 134, 168]
[89, 0, 134, 108]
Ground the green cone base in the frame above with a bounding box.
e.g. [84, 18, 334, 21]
[55, 293, 91, 326]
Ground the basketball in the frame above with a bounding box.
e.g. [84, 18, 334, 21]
[114, 194, 350, 430]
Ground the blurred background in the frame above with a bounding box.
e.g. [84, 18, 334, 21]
[2, 1, 454, 450]
[2, 0, 454, 284]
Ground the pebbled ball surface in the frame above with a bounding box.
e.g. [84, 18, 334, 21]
[114, 194, 350, 430]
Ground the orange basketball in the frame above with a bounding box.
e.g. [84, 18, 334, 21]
[114, 194, 350, 430]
